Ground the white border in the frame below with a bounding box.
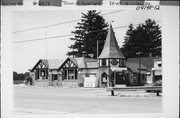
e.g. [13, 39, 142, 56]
[1, 2, 179, 118]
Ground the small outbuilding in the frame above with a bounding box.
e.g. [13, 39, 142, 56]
[58, 57, 98, 87]
[29, 59, 62, 85]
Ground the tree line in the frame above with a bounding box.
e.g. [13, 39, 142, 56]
[13, 71, 30, 80]
[67, 10, 161, 58]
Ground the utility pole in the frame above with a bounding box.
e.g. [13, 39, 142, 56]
[136, 52, 141, 85]
[97, 40, 99, 59]
[45, 21, 47, 59]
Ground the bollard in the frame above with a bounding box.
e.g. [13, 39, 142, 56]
[111, 91, 114, 96]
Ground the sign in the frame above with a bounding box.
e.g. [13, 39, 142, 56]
[111, 67, 127, 71]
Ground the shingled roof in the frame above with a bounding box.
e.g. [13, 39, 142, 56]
[31, 59, 63, 71]
[47, 59, 63, 69]
[98, 24, 125, 59]
[126, 57, 161, 70]
[69, 57, 98, 69]
[126, 62, 147, 74]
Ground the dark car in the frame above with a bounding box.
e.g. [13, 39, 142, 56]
[146, 80, 162, 93]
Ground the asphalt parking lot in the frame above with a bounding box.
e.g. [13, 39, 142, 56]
[14, 85, 162, 114]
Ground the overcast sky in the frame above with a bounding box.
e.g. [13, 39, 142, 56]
[12, 10, 162, 73]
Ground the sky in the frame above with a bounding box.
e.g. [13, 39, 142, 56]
[12, 10, 162, 73]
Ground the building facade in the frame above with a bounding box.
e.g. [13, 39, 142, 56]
[58, 57, 98, 87]
[29, 59, 62, 86]
[29, 25, 161, 87]
[152, 58, 162, 82]
[126, 62, 147, 86]
[98, 24, 127, 87]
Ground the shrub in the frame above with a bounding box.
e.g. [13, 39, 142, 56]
[78, 82, 84, 87]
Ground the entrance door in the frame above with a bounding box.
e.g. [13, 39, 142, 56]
[112, 72, 126, 85]
[39, 70, 46, 80]
[101, 72, 107, 87]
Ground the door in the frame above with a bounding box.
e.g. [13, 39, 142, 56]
[101, 72, 107, 87]
[39, 70, 46, 80]
[114, 72, 126, 84]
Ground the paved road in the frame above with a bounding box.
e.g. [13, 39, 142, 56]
[14, 85, 162, 114]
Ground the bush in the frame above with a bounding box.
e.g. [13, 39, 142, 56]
[78, 82, 84, 87]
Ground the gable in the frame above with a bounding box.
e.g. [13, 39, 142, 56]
[31, 59, 49, 71]
[59, 58, 78, 70]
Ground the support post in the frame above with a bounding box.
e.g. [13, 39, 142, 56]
[114, 71, 116, 87]
[111, 91, 114, 96]
[136, 52, 141, 85]
[107, 75, 110, 87]
[153, 70, 155, 83]
[97, 40, 99, 59]
[139, 53, 141, 85]
[156, 90, 160, 96]
[107, 68, 110, 87]
[99, 72, 102, 87]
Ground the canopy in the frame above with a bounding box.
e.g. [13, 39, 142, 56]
[110, 67, 127, 71]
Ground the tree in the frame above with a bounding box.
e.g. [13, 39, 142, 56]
[121, 19, 161, 58]
[67, 10, 108, 58]
[13, 71, 30, 80]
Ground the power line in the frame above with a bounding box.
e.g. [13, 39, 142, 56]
[13, 10, 124, 33]
[13, 20, 162, 44]
[13, 19, 81, 33]
[101, 10, 124, 15]
[13, 34, 73, 43]
[45, 21, 47, 59]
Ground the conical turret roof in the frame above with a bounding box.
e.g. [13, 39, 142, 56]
[98, 24, 125, 59]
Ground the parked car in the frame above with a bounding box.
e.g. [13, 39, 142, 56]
[146, 80, 162, 93]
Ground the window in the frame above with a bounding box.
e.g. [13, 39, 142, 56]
[68, 70, 74, 79]
[75, 70, 77, 79]
[63, 69, 77, 80]
[119, 59, 125, 67]
[52, 74, 58, 81]
[102, 59, 106, 66]
[124, 59, 126, 66]
[41, 70, 45, 77]
[46, 70, 48, 79]
[85, 73, 89, 77]
[158, 63, 162, 67]
[36, 70, 39, 80]
[64, 70, 67, 79]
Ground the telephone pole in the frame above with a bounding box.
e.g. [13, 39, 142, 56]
[45, 21, 47, 59]
[136, 52, 142, 85]
[97, 40, 99, 59]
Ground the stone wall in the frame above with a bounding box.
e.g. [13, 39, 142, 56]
[30, 72, 94, 88]
[48, 80, 79, 88]
[62, 80, 79, 88]
[77, 73, 84, 87]
[34, 80, 49, 87]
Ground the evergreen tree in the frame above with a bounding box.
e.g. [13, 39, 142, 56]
[121, 19, 161, 58]
[67, 10, 108, 58]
